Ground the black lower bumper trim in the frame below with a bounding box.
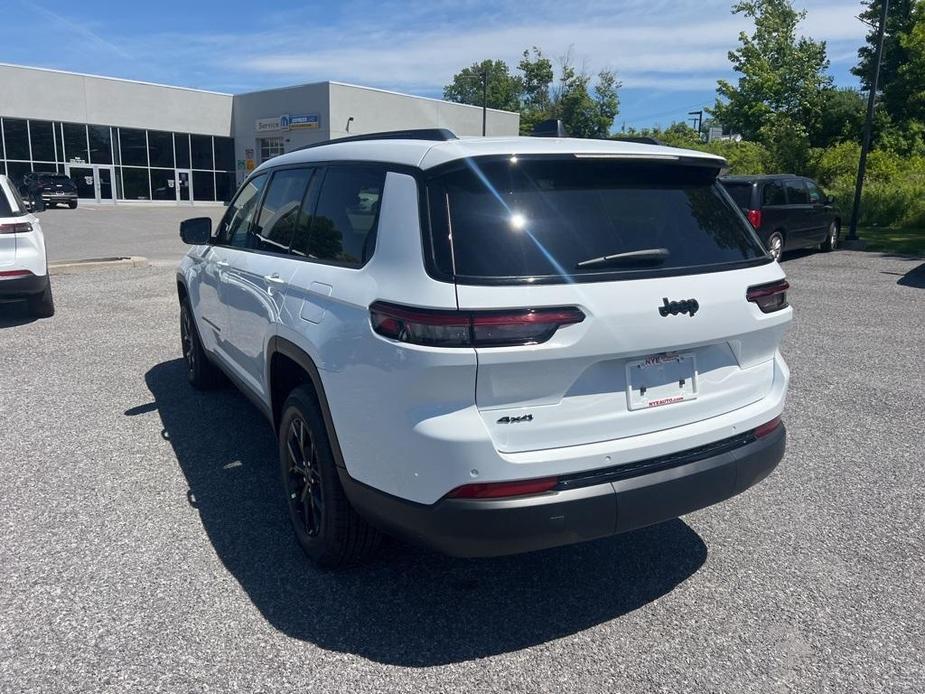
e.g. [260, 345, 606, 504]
[340, 425, 786, 558]
[0, 273, 47, 299]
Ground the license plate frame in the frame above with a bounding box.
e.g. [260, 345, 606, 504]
[626, 352, 698, 410]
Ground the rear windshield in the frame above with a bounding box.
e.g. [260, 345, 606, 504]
[720, 181, 754, 210]
[39, 175, 73, 185]
[426, 157, 767, 283]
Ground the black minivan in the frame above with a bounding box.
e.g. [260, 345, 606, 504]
[720, 174, 840, 261]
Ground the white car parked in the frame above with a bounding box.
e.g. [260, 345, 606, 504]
[0, 174, 53, 317]
[176, 130, 792, 567]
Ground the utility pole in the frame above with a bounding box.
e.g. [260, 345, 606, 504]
[481, 71, 488, 137]
[847, 0, 890, 244]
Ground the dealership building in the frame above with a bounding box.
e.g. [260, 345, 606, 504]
[0, 63, 519, 205]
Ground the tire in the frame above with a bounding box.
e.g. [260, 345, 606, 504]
[27, 280, 54, 318]
[179, 300, 223, 389]
[766, 231, 784, 262]
[820, 221, 839, 252]
[68, 200, 78, 209]
[278, 385, 381, 568]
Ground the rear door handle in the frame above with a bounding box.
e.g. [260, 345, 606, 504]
[216, 260, 230, 268]
[264, 273, 285, 284]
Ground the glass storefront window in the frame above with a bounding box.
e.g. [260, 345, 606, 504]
[148, 131, 173, 168]
[88, 125, 113, 164]
[259, 137, 284, 163]
[215, 171, 236, 202]
[29, 120, 56, 162]
[6, 161, 31, 186]
[174, 133, 190, 169]
[150, 168, 176, 200]
[191, 135, 213, 170]
[121, 167, 150, 200]
[119, 128, 147, 167]
[4, 119, 30, 160]
[214, 137, 234, 171]
[192, 170, 215, 201]
[63, 123, 89, 164]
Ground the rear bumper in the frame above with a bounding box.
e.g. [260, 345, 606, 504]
[342, 424, 785, 558]
[41, 192, 77, 201]
[0, 272, 48, 299]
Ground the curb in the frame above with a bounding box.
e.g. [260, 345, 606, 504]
[48, 256, 149, 275]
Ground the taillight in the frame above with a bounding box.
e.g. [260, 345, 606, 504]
[754, 415, 782, 438]
[0, 270, 33, 279]
[0, 222, 33, 234]
[369, 302, 585, 348]
[746, 209, 762, 229]
[446, 476, 558, 499]
[747, 279, 789, 313]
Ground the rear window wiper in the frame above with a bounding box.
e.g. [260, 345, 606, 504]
[576, 248, 670, 269]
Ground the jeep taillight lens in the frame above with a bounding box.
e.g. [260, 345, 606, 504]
[746, 209, 762, 229]
[0, 222, 33, 234]
[369, 302, 585, 347]
[747, 279, 789, 313]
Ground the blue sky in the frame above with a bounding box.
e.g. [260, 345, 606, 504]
[1, 0, 868, 130]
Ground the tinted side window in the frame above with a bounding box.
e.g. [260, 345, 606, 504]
[216, 174, 267, 247]
[252, 168, 314, 253]
[721, 182, 753, 210]
[297, 166, 386, 266]
[763, 182, 786, 206]
[805, 180, 823, 203]
[785, 180, 809, 204]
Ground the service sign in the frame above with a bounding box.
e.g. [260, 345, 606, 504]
[256, 116, 289, 132]
[290, 113, 321, 130]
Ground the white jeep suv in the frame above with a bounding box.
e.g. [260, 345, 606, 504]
[0, 174, 54, 318]
[176, 130, 791, 567]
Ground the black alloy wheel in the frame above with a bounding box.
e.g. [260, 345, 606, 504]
[284, 415, 324, 538]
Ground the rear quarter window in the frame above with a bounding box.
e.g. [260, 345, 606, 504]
[0, 180, 26, 217]
[720, 181, 754, 210]
[427, 157, 768, 284]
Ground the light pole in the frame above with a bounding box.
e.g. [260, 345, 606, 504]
[457, 71, 488, 136]
[847, 0, 890, 245]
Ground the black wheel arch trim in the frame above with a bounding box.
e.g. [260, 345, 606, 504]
[266, 336, 349, 470]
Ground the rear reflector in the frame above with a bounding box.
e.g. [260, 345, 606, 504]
[747, 279, 789, 313]
[754, 416, 782, 439]
[446, 477, 559, 499]
[0, 270, 33, 279]
[370, 301, 585, 348]
[0, 222, 33, 234]
[746, 209, 762, 229]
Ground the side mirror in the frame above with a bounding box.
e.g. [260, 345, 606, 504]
[180, 217, 212, 245]
[825, 194, 835, 205]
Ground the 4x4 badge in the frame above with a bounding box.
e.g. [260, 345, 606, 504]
[659, 297, 699, 317]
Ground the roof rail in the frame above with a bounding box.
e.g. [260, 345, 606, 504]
[295, 128, 458, 151]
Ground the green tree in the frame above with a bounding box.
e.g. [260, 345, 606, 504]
[443, 49, 621, 138]
[443, 59, 522, 112]
[852, 0, 919, 124]
[552, 53, 621, 138]
[811, 88, 866, 147]
[711, 0, 832, 142]
[518, 47, 554, 133]
[894, 2, 925, 124]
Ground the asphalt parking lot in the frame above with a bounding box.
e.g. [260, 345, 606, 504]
[1, 224, 924, 691]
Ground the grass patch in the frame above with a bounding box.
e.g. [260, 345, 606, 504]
[857, 227, 925, 257]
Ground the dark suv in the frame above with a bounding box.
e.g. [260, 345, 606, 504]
[720, 174, 840, 261]
[21, 172, 78, 209]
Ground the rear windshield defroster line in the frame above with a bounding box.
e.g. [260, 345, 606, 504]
[425, 156, 769, 285]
